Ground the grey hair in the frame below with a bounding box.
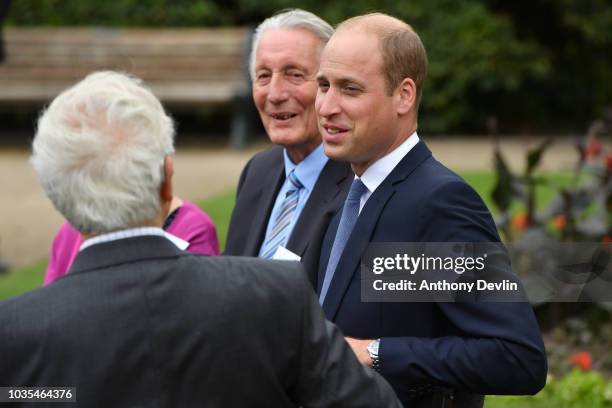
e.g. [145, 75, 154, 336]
[249, 8, 334, 80]
[31, 71, 175, 235]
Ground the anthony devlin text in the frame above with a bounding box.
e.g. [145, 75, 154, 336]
[373, 279, 518, 293]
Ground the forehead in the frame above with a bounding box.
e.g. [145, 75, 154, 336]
[255, 28, 323, 70]
[319, 30, 383, 79]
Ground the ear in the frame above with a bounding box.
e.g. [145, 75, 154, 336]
[160, 155, 174, 210]
[395, 77, 416, 116]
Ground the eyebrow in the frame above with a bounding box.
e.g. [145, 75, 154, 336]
[337, 78, 363, 88]
[316, 73, 364, 88]
[257, 63, 308, 73]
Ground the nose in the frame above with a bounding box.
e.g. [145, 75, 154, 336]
[316, 87, 341, 118]
[267, 73, 289, 104]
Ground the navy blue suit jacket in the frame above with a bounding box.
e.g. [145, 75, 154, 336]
[318, 141, 547, 406]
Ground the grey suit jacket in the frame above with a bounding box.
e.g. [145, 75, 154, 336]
[225, 145, 353, 287]
[0, 236, 401, 407]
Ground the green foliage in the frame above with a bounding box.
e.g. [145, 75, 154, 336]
[463, 169, 573, 217]
[417, 1, 549, 133]
[5, 0, 611, 133]
[554, 370, 612, 408]
[487, 369, 612, 408]
[492, 124, 611, 242]
[486, 0, 612, 132]
[6, 0, 232, 27]
[489, 118, 611, 319]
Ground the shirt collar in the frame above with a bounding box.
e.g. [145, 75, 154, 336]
[283, 144, 329, 193]
[80, 227, 189, 252]
[360, 132, 419, 195]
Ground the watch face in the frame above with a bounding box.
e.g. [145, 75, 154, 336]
[367, 339, 380, 356]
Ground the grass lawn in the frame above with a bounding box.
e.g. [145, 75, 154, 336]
[196, 190, 235, 249]
[459, 170, 573, 215]
[0, 169, 573, 302]
[0, 259, 47, 300]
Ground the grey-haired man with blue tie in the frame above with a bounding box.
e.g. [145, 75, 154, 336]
[225, 9, 352, 286]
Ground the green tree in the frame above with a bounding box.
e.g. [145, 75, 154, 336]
[6, 0, 611, 134]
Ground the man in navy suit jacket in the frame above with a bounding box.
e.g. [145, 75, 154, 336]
[315, 13, 547, 407]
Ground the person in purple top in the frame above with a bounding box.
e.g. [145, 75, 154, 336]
[44, 196, 219, 285]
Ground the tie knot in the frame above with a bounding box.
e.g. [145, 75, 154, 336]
[287, 171, 303, 190]
[347, 178, 368, 202]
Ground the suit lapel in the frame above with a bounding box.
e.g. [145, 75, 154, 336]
[318, 212, 339, 294]
[322, 141, 433, 320]
[287, 160, 351, 257]
[243, 155, 285, 256]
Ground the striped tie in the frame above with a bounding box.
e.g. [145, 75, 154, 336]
[260, 171, 303, 259]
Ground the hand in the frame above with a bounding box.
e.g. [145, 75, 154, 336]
[345, 337, 374, 367]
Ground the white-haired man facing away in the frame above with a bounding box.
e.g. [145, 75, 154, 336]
[0, 71, 401, 408]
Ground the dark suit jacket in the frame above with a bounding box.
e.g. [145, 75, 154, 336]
[0, 236, 402, 408]
[225, 145, 353, 287]
[318, 141, 547, 407]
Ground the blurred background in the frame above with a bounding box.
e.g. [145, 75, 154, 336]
[3, 0, 612, 135]
[0, 1, 610, 406]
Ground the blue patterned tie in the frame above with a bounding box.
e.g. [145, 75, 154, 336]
[319, 178, 368, 303]
[260, 171, 304, 259]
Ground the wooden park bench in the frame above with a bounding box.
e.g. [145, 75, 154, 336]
[0, 27, 254, 146]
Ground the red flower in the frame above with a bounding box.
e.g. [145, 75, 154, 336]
[512, 213, 530, 231]
[603, 235, 612, 244]
[605, 153, 612, 171]
[569, 351, 592, 371]
[552, 215, 567, 231]
[585, 137, 602, 160]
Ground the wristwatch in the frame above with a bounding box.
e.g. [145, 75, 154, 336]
[367, 339, 381, 372]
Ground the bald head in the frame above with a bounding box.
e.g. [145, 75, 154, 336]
[336, 13, 427, 105]
[337, 12, 412, 34]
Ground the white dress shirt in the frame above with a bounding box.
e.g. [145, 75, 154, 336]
[356, 132, 420, 213]
[80, 227, 188, 251]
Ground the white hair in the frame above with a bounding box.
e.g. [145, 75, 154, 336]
[31, 71, 175, 235]
[249, 8, 334, 80]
